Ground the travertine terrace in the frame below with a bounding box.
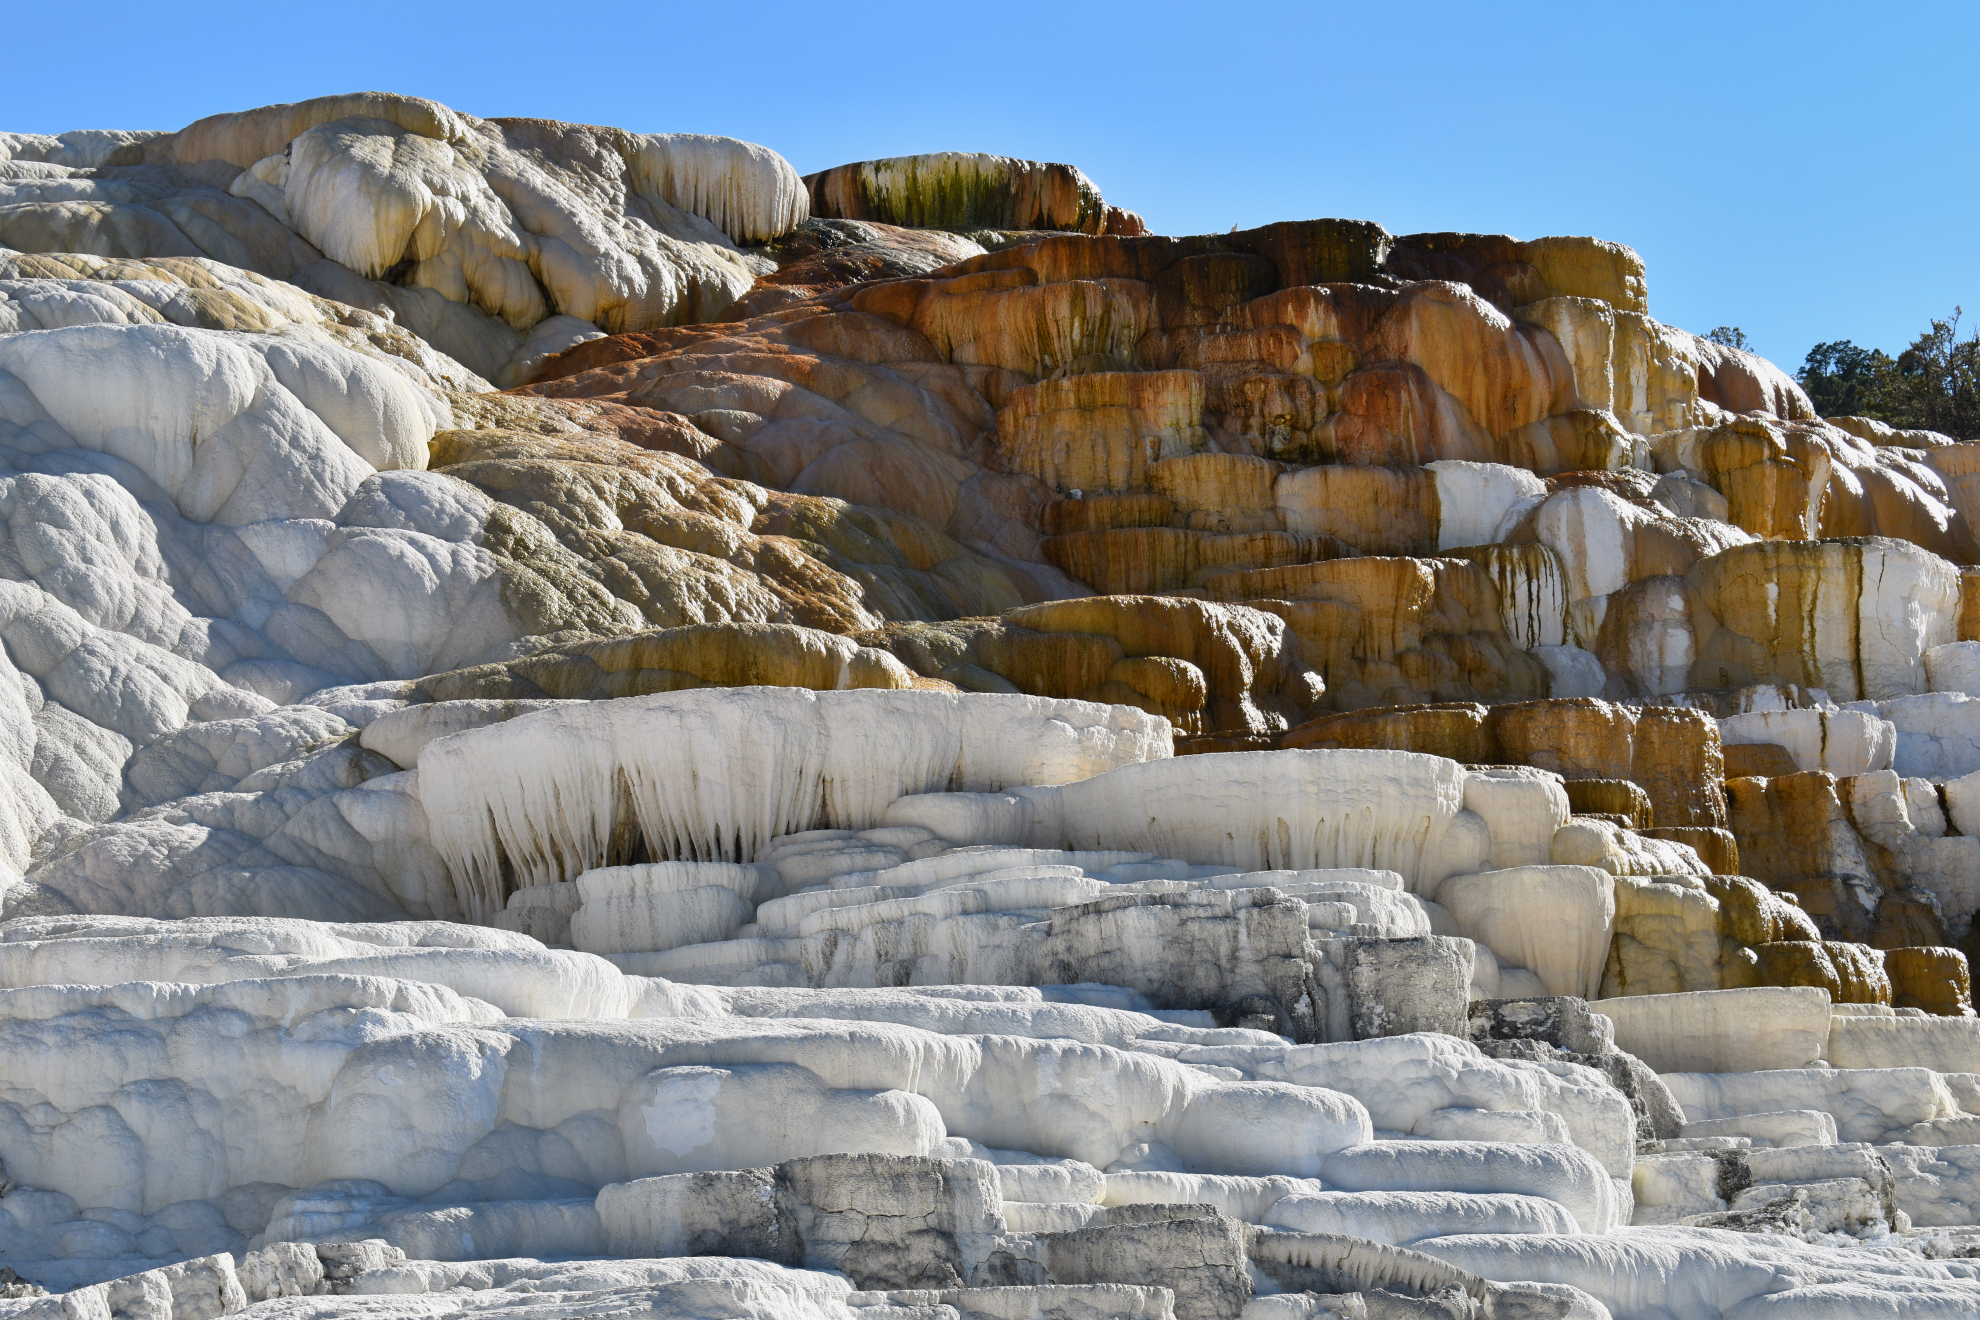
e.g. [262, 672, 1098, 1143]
[3, 92, 1980, 1319]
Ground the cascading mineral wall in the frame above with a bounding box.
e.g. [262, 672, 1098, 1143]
[5, 88, 1980, 1320]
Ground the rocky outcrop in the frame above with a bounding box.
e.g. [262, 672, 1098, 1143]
[804, 153, 1143, 237]
[3, 92, 804, 384]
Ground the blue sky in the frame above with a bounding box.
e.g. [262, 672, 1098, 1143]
[8, 1, 1973, 374]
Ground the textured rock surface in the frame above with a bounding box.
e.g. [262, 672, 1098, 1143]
[6, 88, 1980, 1320]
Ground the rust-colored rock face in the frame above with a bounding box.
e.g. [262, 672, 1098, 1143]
[1751, 940, 1894, 1005]
[1284, 702, 1491, 761]
[1723, 741, 1800, 777]
[1726, 773, 1870, 893]
[1887, 946, 1975, 1015]
[504, 219, 1970, 759]
[994, 370, 1208, 491]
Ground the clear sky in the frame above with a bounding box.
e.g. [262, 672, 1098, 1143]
[8, 0, 1973, 375]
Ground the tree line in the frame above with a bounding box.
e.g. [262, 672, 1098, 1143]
[1792, 311, 1980, 441]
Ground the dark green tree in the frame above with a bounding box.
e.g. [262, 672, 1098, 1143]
[1705, 326, 1750, 350]
[1890, 311, 1980, 440]
[1797, 309, 1980, 441]
[1799, 340, 1896, 419]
